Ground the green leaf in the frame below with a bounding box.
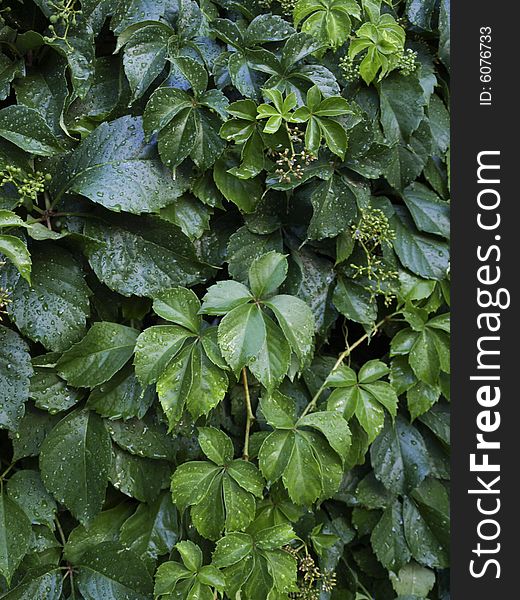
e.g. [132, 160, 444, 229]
[212, 532, 253, 568]
[0, 492, 32, 584]
[294, 0, 360, 48]
[157, 104, 225, 171]
[84, 215, 211, 298]
[227, 227, 283, 284]
[333, 276, 377, 325]
[53, 116, 188, 214]
[152, 287, 201, 333]
[110, 445, 170, 503]
[0, 566, 63, 599]
[76, 541, 154, 600]
[260, 391, 297, 429]
[123, 24, 172, 102]
[8, 405, 59, 461]
[227, 461, 265, 498]
[87, 365, 154, 421]
[200, 281, 253, 315]
[107, 416, 176, 461]
[0, 235, 31, 283]
[409, 329, 440, 386]
[249, 313, 291, 391]
[159, 195, 212, 241]
[120, 492, 179, 566]
[0, 106, 64, 156]
[379, 74, 425, 143]
[30, 352, 82, 414]
[134, 325, 192, 386]
[214, 155, 263, 213]
[6, 470, 57, 528]
[218, 303, 266, 374]
[198, 427, 234, 466]
[402, 183, 450, 238]
[404, 478, 450, 568]
[0, 325, 32, 431]
[371, 500, 411, 572]
[157, 342, 228, 427]
[64, 503, 134, 564]
[170, 461, 221, 513]
[298, 411, 351, 461]
[259, 426, 343, 505]
[40, 409, 112, 526]
[8, 245, 91, 352]
[390, 561, 436, 597]
[171, 455, 262, 540]
[248, 252, 288, 299]
[176, 540, 203, 573]
[57, 322, 138, 388]
[392, 209, 449, 280]
[263, 294, 315, 365]
[154, 561, 192, 597]
[14, 53, 68, 137]
[370, 416, 431, 495]
[308, 176, 358, 240]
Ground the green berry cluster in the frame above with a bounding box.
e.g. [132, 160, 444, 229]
[352, 207, 396, 247]
[1, 165, 52, 204]
[43, 0, 82, 47]
[274, 147, 317, 183]
[397, 48, 418, 76]
[351, 207, 399, 305]
[339, 55, 360, 83]
[277, 0, 298, 17]
[286, 547, 337, 599]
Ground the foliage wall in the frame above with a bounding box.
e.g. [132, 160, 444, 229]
[0, 0, 450, 598]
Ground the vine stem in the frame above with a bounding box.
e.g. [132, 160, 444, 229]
[242, 368, 255, 461]
[300, 314, 393, 418]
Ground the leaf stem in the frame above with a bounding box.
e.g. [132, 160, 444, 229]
[55, 517, 67, 547]
[300, 315, 392, 418]
[0, 462, 15, 483]
[242, 368, 255, 461]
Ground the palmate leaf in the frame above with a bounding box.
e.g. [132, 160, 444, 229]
[258, 392, 350, 504]
[294, 0, 361, 49]
[201, 252, 315, 385]
[171, 428, 265, 540]
[327, 361, 398, 442]
[121, 23, 173, 102]
[134, 287, 229, 428]
[155, 540, 226, 599]
[144, 83, 227, 170]
[390, 313, 450, 387]
[212, 523, 297, 599]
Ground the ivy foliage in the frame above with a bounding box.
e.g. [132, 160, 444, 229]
[0, 0, 450, 598]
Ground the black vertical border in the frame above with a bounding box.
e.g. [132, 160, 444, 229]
[452, 1, 517, 596]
